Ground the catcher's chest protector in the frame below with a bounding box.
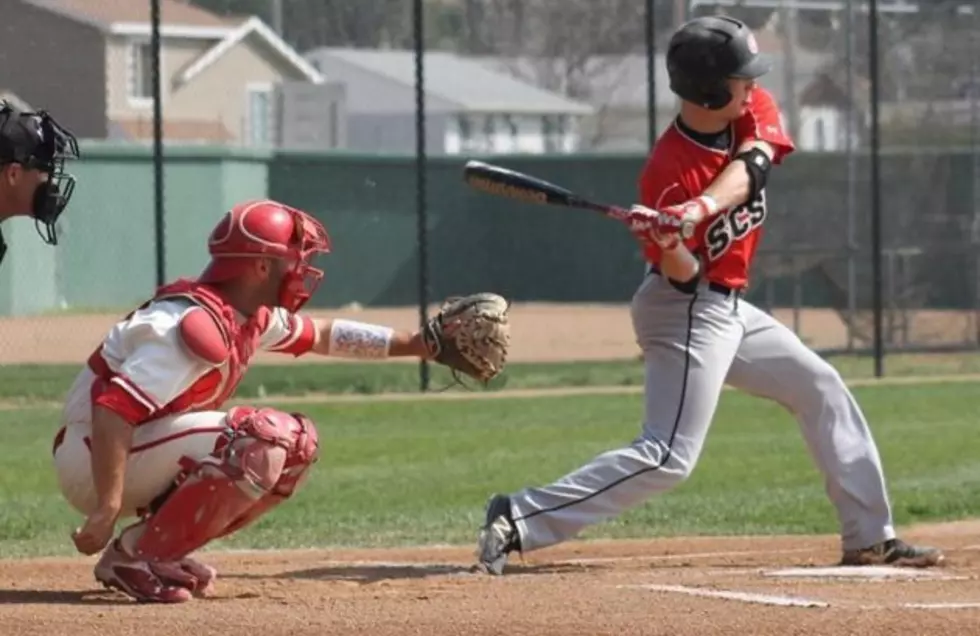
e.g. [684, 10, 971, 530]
[149, 280, 265, 413]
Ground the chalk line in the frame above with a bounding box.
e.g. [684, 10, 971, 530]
[621, 583, 829, 608]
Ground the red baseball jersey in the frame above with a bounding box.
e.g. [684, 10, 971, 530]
[638, 86, 795, 289]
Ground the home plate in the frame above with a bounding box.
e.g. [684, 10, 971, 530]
[764, 566, 952, 580]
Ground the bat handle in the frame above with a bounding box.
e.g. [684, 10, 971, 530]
[614, 205, 696, 240]
[604, 205, 629, 221]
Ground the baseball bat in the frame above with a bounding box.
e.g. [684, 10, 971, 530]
[462, 160, 694, 238]
[462, 159, 628, 221]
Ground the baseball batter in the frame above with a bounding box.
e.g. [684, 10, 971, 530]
[0, 101, 79, 265]
[476, 16, 944, 574]
[53, 199, 510, 603]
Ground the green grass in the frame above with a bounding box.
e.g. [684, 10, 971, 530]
[1, 382, 978, 557]
[1, 350, 979, 404]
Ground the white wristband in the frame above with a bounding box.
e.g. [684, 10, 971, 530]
[698, 195, 720, 216]
[329, 319, 394, 359]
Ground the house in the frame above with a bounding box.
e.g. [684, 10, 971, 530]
[474, 54, 679, 153]
[303, 48, 595, 155]
[0, 0, 342, 147]
[798, 67, 869, 151]
[801, 67, 980, 149]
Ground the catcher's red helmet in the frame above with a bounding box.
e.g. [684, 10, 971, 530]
[199, 199, 331, 312]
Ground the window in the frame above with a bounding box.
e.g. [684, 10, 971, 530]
[457, 115, 479, 152]
[127, 41, 155, 105]
[815, 117, 826, 150]
[543, 115, 567, 152]
[246, 84, 274, 146]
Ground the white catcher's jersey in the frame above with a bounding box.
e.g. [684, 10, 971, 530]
[53, 300, 317, 518]
[87, 298, 317, 424]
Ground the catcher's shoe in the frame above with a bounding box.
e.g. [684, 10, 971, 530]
[841, 538, 945, 568]
[475, 494, 521, 575]
[94, 541, 193, 603]
[149, 556, 217, 598]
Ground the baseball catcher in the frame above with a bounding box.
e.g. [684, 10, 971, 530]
[0, 100, 79, 266]
[53, 199, 509, 603]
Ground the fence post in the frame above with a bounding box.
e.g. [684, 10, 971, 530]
[645, 0, 657, 148]
[869, 0, 884, 376]
[151, 0, 165, 287]
[413, 0, 430, 392]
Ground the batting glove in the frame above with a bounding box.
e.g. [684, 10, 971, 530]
[626, 205, 680, 250]
[655, 195, 720, 238]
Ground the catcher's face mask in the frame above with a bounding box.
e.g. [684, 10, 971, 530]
[0, 102, 80, 247]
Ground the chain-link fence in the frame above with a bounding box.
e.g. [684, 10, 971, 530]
[0, 0, 977, 383]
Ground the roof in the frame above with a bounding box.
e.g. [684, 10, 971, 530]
[23, 0, 235, 29]
[179, 17, 324, 85]
[23, 1, 322, 84]
[474, 55, 677, 111]
[305, 48, 594, 116]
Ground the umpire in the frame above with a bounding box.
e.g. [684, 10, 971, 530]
[0, 100, 79, 266]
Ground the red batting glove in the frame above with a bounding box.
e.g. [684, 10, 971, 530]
[654, 195, 719, 238]
[626, 205, 680, 250]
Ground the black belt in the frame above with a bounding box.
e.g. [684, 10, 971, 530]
[647, 264, 740, 299]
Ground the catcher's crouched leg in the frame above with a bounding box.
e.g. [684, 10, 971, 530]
[95, 406, 320, 603]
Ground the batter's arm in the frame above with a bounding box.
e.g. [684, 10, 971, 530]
[658, 241, 702, 283]
[703, 86, 795, 212]
[701, 140, 776, 212]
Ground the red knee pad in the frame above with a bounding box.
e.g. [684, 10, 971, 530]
[125, 407, 320, 562]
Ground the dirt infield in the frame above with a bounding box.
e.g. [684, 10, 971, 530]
[1, 303, 978, 364]
[1, 520, 978, 635]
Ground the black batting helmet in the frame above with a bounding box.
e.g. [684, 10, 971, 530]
[666, 16, 772, 110]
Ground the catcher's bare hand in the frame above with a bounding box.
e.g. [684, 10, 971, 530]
[72, 505, 119, 555]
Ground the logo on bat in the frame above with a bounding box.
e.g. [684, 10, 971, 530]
[466, 175, 549, 205]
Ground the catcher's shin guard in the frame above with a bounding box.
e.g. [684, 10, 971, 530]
[118, 406, 319, 562]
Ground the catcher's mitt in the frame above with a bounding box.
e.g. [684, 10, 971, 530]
[422, 292, 511, 385]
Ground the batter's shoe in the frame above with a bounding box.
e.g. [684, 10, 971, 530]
[94, 540, 193, 603]
[475, 494, 521, 575]
[840, 538, 945, 568]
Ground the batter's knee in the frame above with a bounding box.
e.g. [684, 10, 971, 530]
[814, 357, 845, 386]
[633, 435, 697, 485]
[790, 357, 851, 415]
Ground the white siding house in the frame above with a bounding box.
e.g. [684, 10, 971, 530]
[304, 48, 594, 155]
